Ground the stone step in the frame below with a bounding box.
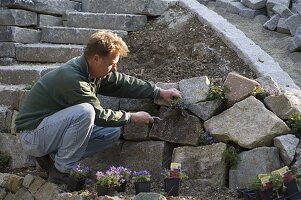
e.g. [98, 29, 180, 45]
[63, 12, 147, 31]
[16, 43, 83, 63]
[82, 0, 168, 16]
[0, 8, 37, 27]
[0, 26, 41, 43]
[0, 105, 12, 133]
[0, 64, 58, 85]
[0, 84, 26, 110]
[41, 26, 128, 45]
[1, 0, 81, 15]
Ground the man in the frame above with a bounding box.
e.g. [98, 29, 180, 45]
[15, 31, 180, 188]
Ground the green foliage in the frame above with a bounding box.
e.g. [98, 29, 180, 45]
[287, 112, 301, 135]
[170, 97, 186, 109]
[252, 86, 269, 101]
[24, 85, 32, 90]
[223, 146, 239, 168]
[270, 173, 283, 191]
[206, 84, 225, 101]
[0, 153, 11, 172]
[161, 168, 188, 180]
[251, 176, 264, 191]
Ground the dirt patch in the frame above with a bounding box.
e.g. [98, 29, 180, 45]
[119, 6, 256, 84]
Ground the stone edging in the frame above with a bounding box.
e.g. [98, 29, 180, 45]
[177, 0, 300, 96]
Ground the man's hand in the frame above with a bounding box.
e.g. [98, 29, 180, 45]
[130, 111, 154, 125]
[159, 88, 181, 103]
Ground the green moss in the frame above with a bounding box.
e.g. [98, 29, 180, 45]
[223, 146, 239, 168]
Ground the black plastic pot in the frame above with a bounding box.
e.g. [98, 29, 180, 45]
[284, 180, 301, 200]
[115, 181, 127, 193]
[259, 189, 273, 200]
[134, 181, 151, 194]
[96, 185, 114, 196]
[164, 178, 180, 196]
[68, 178, 85, 191]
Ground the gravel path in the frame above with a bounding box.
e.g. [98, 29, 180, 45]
[206, 2, 301, 88]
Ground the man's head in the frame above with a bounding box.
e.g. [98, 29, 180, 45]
[84, 31, 129, 79]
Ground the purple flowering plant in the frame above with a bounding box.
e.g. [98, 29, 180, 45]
[96, 166, 124, 188]
[69, 163, 90, 180]
[113, 166, 132, 182]
[132, 170, 151, 182]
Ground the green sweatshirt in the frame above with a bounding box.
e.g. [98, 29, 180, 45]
[15, 55, 160, 131]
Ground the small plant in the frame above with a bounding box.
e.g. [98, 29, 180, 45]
[69, 164, 90, 180]
[170, 97, 186, 109]
[161, 168, 188, 180]
[96, 170, 121, 188]
[252, 86, 269, 101]
[132, 170, 151, 182]
[206, 84, 225, 101]
[111, 166, 132, 183]
[223, 146, 239, 168]
[0, 153, 11, 172]
[287, 112, 301, 135]
[24, 84, 32, 90]
[251, 175, 264, 191]
[199, 131, 218, 145]
[270, 173, 283, 191]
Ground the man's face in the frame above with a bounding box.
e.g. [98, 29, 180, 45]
[90, 51, 120, 79]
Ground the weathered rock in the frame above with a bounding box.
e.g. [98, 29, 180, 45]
[1, 0, 80, 15]
[266, 0, 290, 16]
[82, 0, 169, 16]
[28, 176, 46, 195]
[119, 98, 155, 111]
[204, 96, 291, 149]
[154, 82, 179, 106]
[0, 58, 16, 66]
[16, 43, 83, 63]
[223, 72, 260, 107]
[123, 124, 150, 141]
[120, 141, 174, 181]
[0, 133, 35, 168]
[0, 106, 12, 132]
[277, 17, 291, 34]
[56, 193, 83, 200]
[63, 12, 147, 32]
[0, 188, 6, 200]
[274, 134, 299, 165]
[286, 14, 301, 36]
[216, 0, 237, 8]
[0, 26, 41, 43]
[0, 42, 16, 58]
[264, 93, 301, 119]
[34, 182, 59, 200]
[0, 8, 37, 26]
[256, 75, 281, 95]
[229, 147, 281, 188]
[3, 192, 14, 200]
[10, 110, 17, 134]
[134, 192, 167, 200]
[172, 143, 227, 187]
[187, 99, 225, 121]
[288, 27, 301, 52]
[263, 14, 280, 31]
[0, 173, 23, 193]
[149, 107, 202, 146]
[14, 187, 34, 200]
[23, 174, 35, 188]
[97, 95, 120, 111]
[197, 0, 210, 5]
[38, 14, 62, 27]
[291, 0, 301, 14]
[227, 2, 266, 18]
[241, 0, 267, 9]
[272, 3, 293, 18]
[179, 76, 210, 105]
[0, 84, 24, 110]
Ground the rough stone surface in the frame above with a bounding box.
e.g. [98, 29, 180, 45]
[0, 106, 12, 132]
[16, 43, 83, 63]
[120, 141, 174, 181]
[241, 0, 267, 9]
[0, 188, 6, 200]
[0, 42, 16, 58]
[1, 0, 80, 15]
[179, 76, 210, 104]
[291, 0, 301, 14]
[149, 107, 203, 146]
[10, 110, 17, 134]
[97, 95, 120, 110]
[277, 17, 291, 34]
[286, 14, 301, 36]
[187, 99, 225, 121]
[123, 124, 150, 141]
[272, 3, 293, 18]
[82, 0, 169, 16]
[154, 82, 179, 106]
[264, 93, 301, 119]
[0, 26, 41, 43]
[22, 174, 35, 188]
[0, 133, 35, 168]
[28, 176, 46, 195]
[274, 134, 299, 165]
[34, 182, 59, 200]
[256, 75, 281, 95]
[0, 84, 24, 110]
[119, 98, 154, 111]
[266, 0, 290, 16]
[263, 14, 280, 31]
[172, 143, 227, 187]
[0, 58, 16, 66]
[204, 96, 291, 149]
[14, 187, 34, 200]
[216, 0, 237, 8]
[41, 27, 127, 45]
[0, 9, 37, 26]
[229, 147, 281, 188]
[38, 14, 62, 27]
[63, 12, 147, 32]
[134, 193, 167, 200]
[223, 72, 260, 107]
[0, 173, 23, 193]
[288, 27, 301, 52]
